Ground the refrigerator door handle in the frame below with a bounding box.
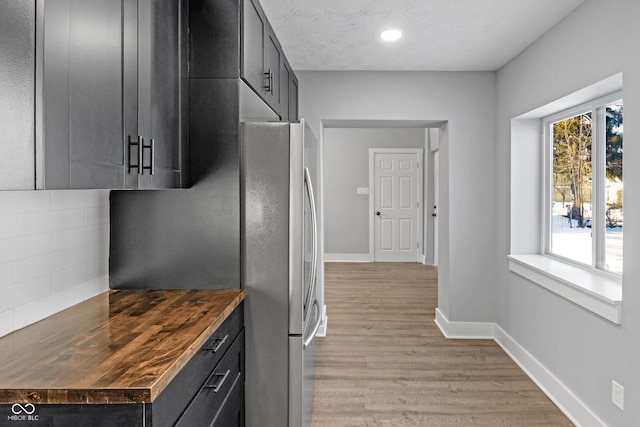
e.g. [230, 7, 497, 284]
[303, 299, 321, 349]
[303, 167, 318, 325]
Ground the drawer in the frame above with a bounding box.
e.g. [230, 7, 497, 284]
[175, 329, 244, 427]
[211, 372, 244, 427]
[152, 303, 244, 427]
[201, 302, 244, 368]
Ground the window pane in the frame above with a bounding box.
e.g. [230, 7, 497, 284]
[605, 102, 623, 273]
[551, 112, 592, 265]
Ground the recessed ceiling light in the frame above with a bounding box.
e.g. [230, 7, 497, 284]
[380, 29, 402, 42]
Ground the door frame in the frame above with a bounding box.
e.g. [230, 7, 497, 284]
[368, 148, 424, 262]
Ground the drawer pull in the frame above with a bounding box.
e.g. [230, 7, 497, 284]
[205, 369, 231, 393]
[204, 334, 229, 353]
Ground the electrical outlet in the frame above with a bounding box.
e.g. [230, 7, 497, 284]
[612, 380, 624, 411]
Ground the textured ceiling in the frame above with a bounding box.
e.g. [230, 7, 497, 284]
[259, 0, 586, 71]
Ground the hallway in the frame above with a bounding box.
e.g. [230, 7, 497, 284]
[310, 262, 573, 426]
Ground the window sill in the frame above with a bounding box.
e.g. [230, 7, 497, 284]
[508, 254, 622, 324]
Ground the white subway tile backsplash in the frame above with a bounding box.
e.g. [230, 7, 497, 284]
[51, 259, 107, 293]
[51, 224, 106, 251]
[51, 242, 106, 272]
[0, 189, 111, 338]
[0, 191, 52, 215]
[0, 263, 11, 288]
[51, 189, 110, 210]
[12, 253, 52, 284]
[0, 310, 13, 338]
[0, 215, 13, 239]
[13, 209, 85, 235]
[81, 275, 109, 300]
[0, 233, 51, 264]
[11, 211, 52, 235]
[0, 274, 51, 313]
[85, 206, 109, 226]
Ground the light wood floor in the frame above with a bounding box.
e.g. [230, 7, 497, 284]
[309, 262, 573, 426]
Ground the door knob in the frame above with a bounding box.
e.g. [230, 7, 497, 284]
[376, 211, 380, 216]
[432, 213, 437, 217]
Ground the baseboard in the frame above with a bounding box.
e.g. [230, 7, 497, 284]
[434, 308, 607, 427]
[434, 308, 496, 339]
[324, 253, 370, 262]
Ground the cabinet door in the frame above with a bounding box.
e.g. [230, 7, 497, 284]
[123, 0, 140, 189]
[44, 0, 126, 189]
[264, 25, 281, 114]
[242, 0, 266, 96]
[43, 0, 182, 189]
[137, 0, 182, 189]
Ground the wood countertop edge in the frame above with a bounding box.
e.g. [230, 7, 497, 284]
[147, 290, 245, 402]
[0, 290, 246, 405]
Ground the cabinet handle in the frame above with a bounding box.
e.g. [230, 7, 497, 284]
[264, 69, 272, 93]
[141, 138, 154, 175]
[127, 135, 141, 174]
[205, 369, 231, 393]
[150, 138, 155, 176]
[203, 334, 228, 353]
[269, 71, 274, 95]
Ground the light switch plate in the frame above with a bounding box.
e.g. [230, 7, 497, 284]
[612, 380, 624, 411]
[356, 187, 369, 195]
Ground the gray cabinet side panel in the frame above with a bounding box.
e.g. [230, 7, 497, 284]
[110, 79, 242, 290]
[189, 0, 241, 79]
[109, 187, 240, 289]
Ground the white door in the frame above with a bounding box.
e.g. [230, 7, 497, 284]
[371, 150, 423, 262]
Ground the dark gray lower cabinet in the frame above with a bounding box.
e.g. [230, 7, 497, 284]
[0, 305, 244, 427]
[0, 404, 146, 426]
[174, 331, 244, 427]
[154, 303, 244, 427]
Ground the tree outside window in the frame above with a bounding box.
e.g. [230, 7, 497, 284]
[548, 99, 623, 273]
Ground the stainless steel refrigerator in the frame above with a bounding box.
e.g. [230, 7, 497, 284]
[240, 119, 321, 427]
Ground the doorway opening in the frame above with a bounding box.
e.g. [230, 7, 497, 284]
[321, 120, 443, 266]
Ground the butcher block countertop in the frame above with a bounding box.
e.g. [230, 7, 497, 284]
[0, 289, 245, 405]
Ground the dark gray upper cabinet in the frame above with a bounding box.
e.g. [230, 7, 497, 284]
[289, 72, 299, 121]
[126, 0, 184, 189]
[241, 0, 296, 120]
[264, 24, 282, 112]
[42, 0, 185, 189]
[43, 0, 124, 189]
[242, 0, 266, 94]
[188, 0, 297, 121]
[286, 61, 298, 121]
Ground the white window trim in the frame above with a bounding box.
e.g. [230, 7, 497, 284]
[542, 92, 623, 274]
[508, 254, 621, 324]
[509, 75, 623, 325]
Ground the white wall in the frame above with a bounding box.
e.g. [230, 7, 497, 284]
[0, 190, 110, 337]
[496, 0, 640, 425]
[298, 71, 497, 322]
[323, 127, 425, 257]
